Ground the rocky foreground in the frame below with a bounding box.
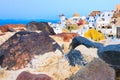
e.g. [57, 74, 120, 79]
[0, 22, 119, 80]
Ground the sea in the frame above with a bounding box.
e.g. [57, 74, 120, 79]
[0, 19, 59, 26]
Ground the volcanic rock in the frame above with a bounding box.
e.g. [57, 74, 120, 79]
[0, 32, 15, 45]
[66, 50, 87, 66]
[0, 31, 62, 70]
[26, 21, 55, 35]
[98, 44, 120, 69]
[70, 36, 120, 70]
[0, 24, 25, 32]
[68, 58, 115, 80]
[75, 45, 98, 63]
[69, 36, 103, 49]
[16, 71, 52, 80]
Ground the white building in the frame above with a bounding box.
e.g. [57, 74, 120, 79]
[86, 16, 96, 28]
[77, 24, 89, 37]
[59, 14, 66, 28]
[96, 11, 114, 29]
[68, 13, 81, 24]
[48, 22, 62, 34]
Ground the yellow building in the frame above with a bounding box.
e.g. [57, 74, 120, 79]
[84, 29, 105, 41]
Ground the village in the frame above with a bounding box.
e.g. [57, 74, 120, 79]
[49, 4, 120, 42]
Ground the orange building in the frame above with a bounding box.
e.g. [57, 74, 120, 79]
[89, 11, 101, 16]
[116, 4, 120, 12]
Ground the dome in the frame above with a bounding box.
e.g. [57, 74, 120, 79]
[73, 13, 80, 17]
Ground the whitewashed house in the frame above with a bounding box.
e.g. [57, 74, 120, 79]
[48, 22, 62, 34]
[77, 24, 89, 36]
[95, 11, 116, 38]
[59, 14, 67, 28]
[96, 11, 114, 30]
[86, 16, 96, 28]
[48, 14, 67, 34]
[68, 13, 81, 24]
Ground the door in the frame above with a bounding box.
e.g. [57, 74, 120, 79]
[117, 27, 120, 38]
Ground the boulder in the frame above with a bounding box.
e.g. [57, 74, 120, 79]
[0, 32, 15, 45]
[29, 50, 80, 80]
[0, 24, 25, 32]
[70, 36, 120, 70]
[16, 71, 52, 80]
[68, 58, 115, 80]
[98, 44, 120, 69]
[26, 21, 55, 35]
[66, 50, 87, 66]
[75, 45, 98, 63]
[69, 36, 103, 49]
[0, 26, 8, 32]
[0, 31, 62, 70]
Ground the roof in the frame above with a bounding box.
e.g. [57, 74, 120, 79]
[73, 13, 80, 17]
[89, 11, 101, 16]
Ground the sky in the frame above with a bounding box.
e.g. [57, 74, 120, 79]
[0, 0, 119, 20]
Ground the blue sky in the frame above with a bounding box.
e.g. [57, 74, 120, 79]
[0, 0, 119, 20]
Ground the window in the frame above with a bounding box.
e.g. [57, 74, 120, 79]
[102, 14, 104, 17]
[98, 14, 100, 16]
[107, 26, 112, 29]
[108, 14, 110, 16]
[102, 18, 105, 21]
[102, 26, 105, 28]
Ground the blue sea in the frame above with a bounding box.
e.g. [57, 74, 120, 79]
[0, 19, 59, 26]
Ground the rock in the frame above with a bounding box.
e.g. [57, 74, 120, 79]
[69, 36, 103, 49]
[0, 24, 25, 32]
[0, 26, 8, 32]
[0, 30, 5, 36]
[31, 50, 80, 80]
[54, 33, 79, 42]
[0, 32, 15, 45]
[26, 21, 55, 35]
[70, 36, 120, 70]
[98, 44, 120, 69]
[75, 45, 98, 63]
[16, 71, 52, 80]
[0, 31, 62, 70]
[7, 27, 16, 32]
[50, 35, 72, 53]
[66, 50, 87, 66]
[0, 50, 80, 80]
[68, 58, 115, 80]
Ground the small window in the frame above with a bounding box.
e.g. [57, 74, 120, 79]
[102, 18, 105, 21]
[102, 14, 104, 17]
[102, 26, 105, 28]
[107, 26, 112, 29]
[108, 14, 110, 16]
[98, 14, 100, 16]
